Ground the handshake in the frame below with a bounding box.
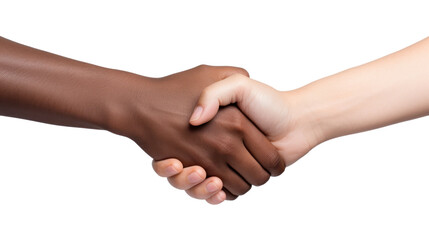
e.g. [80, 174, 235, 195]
[146, 65, 319, 204]
[2, 36, 429, 204]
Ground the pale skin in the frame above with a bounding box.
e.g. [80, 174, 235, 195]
[153, 37, 429, 204]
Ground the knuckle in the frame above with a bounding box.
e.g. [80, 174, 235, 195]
[220, 107, 246, 132]
[233, 67, 250, 77]
[197, 64, 210, 71]
[232, 118, 246, 133]
[215, 136, 237, 156]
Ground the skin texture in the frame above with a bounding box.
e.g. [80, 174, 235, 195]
[123, 66, 286, 198]
[0, 37, 285, 200]
[155, 37, 429, 204]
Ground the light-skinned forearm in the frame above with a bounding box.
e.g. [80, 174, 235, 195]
[292, 37, 429, 143]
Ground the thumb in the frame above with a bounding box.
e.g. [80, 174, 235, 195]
[189, 74, 251, 126]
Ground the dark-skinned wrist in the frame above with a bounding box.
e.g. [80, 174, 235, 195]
[94, 69, 157, 139]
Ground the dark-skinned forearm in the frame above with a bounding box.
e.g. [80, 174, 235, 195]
[0, 36, 145, 130]
[0, 37, 285, 198]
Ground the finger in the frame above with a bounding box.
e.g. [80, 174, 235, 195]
[152, 158, 183, 177]
[189, 74, 251, 126]
[206, 190, 227, 205]
[220, 165, 252, 196]
[185, 176, 223, 199]
[243, 121, 286, 176]
[223, 188, 238, 200]
[226, 145, 271, 186]
[167, 166, 206, 190]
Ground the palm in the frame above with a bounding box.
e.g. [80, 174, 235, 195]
[239, 82, 318, 167]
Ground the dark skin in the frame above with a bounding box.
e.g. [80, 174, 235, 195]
[0, 37, 285, 200]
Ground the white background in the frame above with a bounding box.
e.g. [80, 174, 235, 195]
[1, 0, 429, 239]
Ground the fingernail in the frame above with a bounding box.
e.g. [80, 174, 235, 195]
[190, 106, 203, 122]
[165, 165, 178, 175]
[188, 172, 203, 184]
[206, 182, 219, 193]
